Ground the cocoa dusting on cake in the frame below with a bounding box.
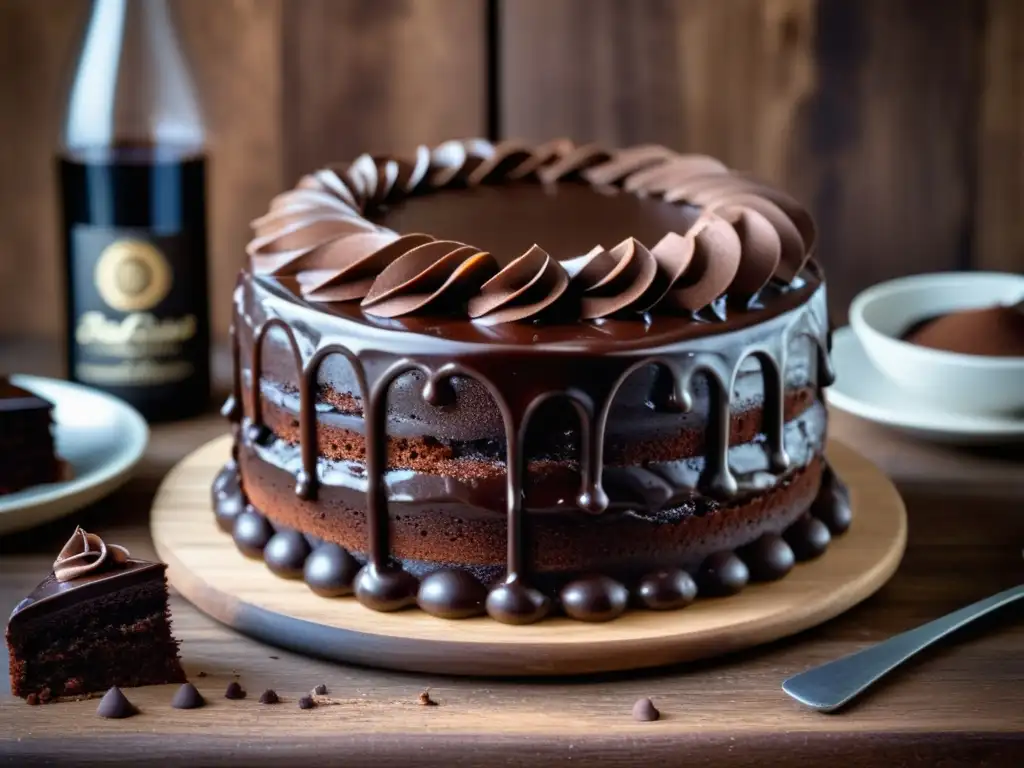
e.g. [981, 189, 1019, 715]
[6, 528, 185, 700]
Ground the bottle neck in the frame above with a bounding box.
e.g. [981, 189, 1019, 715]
[64, 0, 205, 153]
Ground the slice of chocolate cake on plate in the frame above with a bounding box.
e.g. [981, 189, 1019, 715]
[0, 376, 62, 495]
[6, 527, 185, 699]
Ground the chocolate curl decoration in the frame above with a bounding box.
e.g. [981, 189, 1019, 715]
[298, 233, 433, 302]
[246, 138, 819, 322]
[622, 154, 730, 196]
[537, 144, 612, 185]
[361, 241, 499, 318]
[647, 215, 743, 313]
[466, 141, 538, 186]
[717, 206, 782, 302]
[53, 527, 130, 582]
[429, 138, 495, 187]
[663, 173, 814, 280]
[468, 245, 570, 325]
[505, 138, 577, 180]
[581, 144, 680, 187]
[568, 238, 659, 319]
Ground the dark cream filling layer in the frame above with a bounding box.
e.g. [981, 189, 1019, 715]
[245, 399, 825, 517]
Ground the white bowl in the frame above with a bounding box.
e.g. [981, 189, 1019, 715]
[848, 272, 1024, 415]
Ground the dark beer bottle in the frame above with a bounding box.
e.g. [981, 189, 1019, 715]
[59, 0, 210, 421]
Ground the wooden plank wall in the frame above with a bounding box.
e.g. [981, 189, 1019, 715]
[0, 0, 1019, 341]
[0, 0, 486, 341]
[501, 0, 997, 315]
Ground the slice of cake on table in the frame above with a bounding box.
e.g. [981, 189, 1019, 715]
[214, 139, 852, 624]
[0, 376, 62, 495]
[6, 527, 185, 699]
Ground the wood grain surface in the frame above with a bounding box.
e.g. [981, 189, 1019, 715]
[150, 438, 906, 676]
[2, 342, 1023, 766]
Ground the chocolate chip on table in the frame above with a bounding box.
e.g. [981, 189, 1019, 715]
[632, 697, 660, 722]
[418, 690, 438, 706]
[298, 695, 316, 710]
[259, 689, 280, 704]
[96, 686, 137, 719]
[171, 682, 206, 709]
[313, 683, 328, 695]
[224, 681, 247, 700]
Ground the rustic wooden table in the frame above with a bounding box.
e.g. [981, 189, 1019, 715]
[1, 342, 1022, 767]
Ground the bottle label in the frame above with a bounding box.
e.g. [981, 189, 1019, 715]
[70, 226, 201, 387]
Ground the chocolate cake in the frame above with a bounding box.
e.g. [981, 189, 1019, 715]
[215, 139, 850, 624]
[6, 527, 185, 698]
[0, 376, 61, 495]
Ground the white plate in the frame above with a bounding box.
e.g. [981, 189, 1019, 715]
[827, 327, 1024, 445]
[0, 375, 149, 535]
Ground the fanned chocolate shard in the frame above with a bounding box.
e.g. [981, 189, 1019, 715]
[96, 686, 136, 719]
[171, 682, 206, 709]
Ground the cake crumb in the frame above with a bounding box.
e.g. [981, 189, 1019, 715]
[38, 688, 52, 704]
[196, 671, 208, 678]
[259, 689, 280, 704]
[224, 681, 247, 700]
[418, 690, 438, 707]
[25, 693, 39, 706]
[269, 655, 279, 660]
[298, 695, 316, 710]
[313, 683, 328, 696]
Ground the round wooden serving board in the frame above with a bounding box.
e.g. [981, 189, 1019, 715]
[152, 436, 907, 676]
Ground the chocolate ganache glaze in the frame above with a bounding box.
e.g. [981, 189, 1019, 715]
[8, 528, 162, 623]
[219, 138, 847, 624]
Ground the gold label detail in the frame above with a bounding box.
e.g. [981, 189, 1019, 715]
[94, 239, 172, 311]
[74, 311, 198, 386]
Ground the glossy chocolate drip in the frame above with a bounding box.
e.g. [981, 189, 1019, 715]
[231, 269, 830, 623]
[8, 560, 166, 623]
